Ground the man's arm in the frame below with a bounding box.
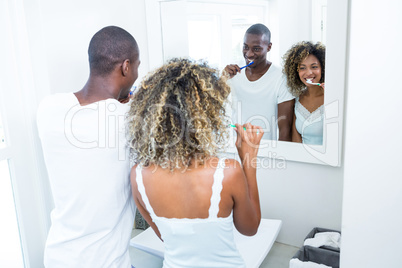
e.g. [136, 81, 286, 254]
[292, 113, 302, 143]
[277, 99, 295, 141]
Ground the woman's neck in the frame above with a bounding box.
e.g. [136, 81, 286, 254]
[305, 85, 324, 97]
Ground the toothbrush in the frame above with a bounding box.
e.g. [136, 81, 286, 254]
[306, 79, 321, 86]
[129, 86, 137, 96]
[230, 124, 247, 131]
[230, 124, 260, 135]
[240, 61, 254, 70]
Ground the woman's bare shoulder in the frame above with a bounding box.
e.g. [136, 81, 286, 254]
[223, 158, 244, 181]
[223, 158, 242, 169]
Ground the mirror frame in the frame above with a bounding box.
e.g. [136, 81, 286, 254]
[144, 0, 349, 167]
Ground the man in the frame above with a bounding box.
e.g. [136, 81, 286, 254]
[224, 23, 294, 141]
[37, 26, 140, 267]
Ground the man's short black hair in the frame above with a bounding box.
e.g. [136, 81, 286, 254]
[245, 23, 271, 43]
[88, 26, 138, 76]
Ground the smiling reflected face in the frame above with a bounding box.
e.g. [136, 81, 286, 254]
[242, 33, 271, 67]
[298, 54, 322, 87]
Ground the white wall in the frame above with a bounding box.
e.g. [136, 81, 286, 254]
[26, 0, 343, 257]
[32, 0, 149, 95]
[340, 0, 402, 267]
[258, 161, 343, 246]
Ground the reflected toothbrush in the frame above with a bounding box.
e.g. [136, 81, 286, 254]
[240, 61, 254, 70]
[306, 79, 321, 86]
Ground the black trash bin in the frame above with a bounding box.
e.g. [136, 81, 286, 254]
[291, 227, 341, 268]
[292, 245, 340, 268]
[305, 227, 341, 252]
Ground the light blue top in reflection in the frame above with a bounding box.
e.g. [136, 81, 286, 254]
[294, 98, 324, 145]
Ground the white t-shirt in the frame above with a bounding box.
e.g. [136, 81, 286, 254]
[37, 93, 135, 268]
[228, 64, 294, 140]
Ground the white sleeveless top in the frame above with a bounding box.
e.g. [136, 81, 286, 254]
[135, 158, 246, 268]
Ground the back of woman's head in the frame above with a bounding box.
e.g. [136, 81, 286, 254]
[127, 58, 231, 171]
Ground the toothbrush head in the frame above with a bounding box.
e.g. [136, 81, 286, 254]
[229, 124, 247, 131]
[306, 79, 321, 86]
[129, 86, 137, 96]
[240, 61, 254, 70]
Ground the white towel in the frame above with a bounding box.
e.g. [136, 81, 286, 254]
[304, 232, 341, 249]
[289, 258, 332, 268]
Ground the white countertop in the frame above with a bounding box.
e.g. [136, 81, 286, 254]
[130, 218, 282, 268]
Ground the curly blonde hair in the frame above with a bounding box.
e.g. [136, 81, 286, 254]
[127, 58, 231, 171]
[282, 41, 326, 97]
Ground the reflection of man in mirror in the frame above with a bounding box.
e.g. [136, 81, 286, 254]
[224, 23, 295, 141]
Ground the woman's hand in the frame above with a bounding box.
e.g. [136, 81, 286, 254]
[234, 123, 264, 166]
[320, 82, 325, 91]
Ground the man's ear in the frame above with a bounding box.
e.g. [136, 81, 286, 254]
[267, 42, 272, 52]
[121, 59, 131, 76]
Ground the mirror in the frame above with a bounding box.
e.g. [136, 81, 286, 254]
[144, 0, 348, 166]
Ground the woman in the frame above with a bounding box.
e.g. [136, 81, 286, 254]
[283, 41, 326, 145]
[127, 58, 263, 267]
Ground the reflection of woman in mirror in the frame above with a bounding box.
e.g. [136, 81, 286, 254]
[127, 58, 263, 267]
[283, 42, 326, 145]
